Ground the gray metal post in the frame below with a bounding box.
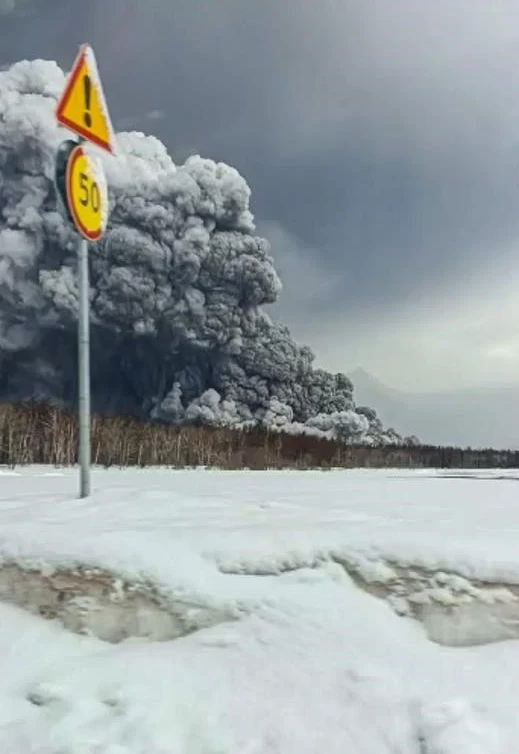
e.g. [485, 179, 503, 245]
[77, 236, 91, 498]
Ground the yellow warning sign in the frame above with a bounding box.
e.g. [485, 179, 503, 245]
[65, 144, 109, 241]
[56, 44, 116, 155]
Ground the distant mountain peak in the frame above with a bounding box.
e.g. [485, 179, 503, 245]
[348, 366, 519, 450]
[348, 367, 396, 396]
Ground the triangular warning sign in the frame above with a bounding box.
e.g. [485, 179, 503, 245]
[56, 44, 116, 155]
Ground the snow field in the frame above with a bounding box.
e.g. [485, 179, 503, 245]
[0, 466, 518, 751]
[2, 467, 519, 644]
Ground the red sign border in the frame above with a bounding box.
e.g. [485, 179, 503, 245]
[65, 144, 104, 241]
[56, 44, 115, 155]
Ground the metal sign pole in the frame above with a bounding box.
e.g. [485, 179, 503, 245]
[77, 235, 91, 498]
[55, 43, 115, 498]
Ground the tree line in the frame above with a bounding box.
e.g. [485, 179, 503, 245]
[0, 401, 517, 469]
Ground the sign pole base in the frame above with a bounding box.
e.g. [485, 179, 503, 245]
[78, 236, 91, 498]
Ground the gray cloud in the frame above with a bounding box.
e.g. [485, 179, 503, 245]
[1, 0, 519, 395]
[0, 0, 15, 14]
[0, 0, 55, 15]
[0, 58, 406, 445]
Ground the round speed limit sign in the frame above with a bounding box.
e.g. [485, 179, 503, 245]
[65, 144, 109, 241]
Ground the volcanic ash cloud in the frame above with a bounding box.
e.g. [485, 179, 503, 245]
[0, 58, 410, 446]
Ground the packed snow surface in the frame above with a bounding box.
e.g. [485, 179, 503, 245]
[0, 466, 519, 752]
[1, 466, 519, 583]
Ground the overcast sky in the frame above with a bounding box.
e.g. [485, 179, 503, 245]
[2, 0, 519, 392]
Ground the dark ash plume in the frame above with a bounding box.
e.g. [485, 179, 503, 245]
[0, 59, 411, 445]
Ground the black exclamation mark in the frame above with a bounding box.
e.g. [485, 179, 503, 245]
[83, 75, 92, 128]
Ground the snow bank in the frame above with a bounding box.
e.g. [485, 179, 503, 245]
[0, 468, 518, 749]
[0, 563, 231, 642]
[2, 553, 519, 647]
[0, 569, 517, 753]
[0, 467, 519, 647]
[0, 590, 423, 754]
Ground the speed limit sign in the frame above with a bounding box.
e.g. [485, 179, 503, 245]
[54, 43, 115, 499]
[65, 144, 109, 241]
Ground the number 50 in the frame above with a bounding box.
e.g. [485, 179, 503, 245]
[79, 172, 101, 213]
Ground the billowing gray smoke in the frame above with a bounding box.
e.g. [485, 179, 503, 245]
[0, 58, 410, 445]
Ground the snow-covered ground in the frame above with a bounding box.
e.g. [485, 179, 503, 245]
[1, 466, 519, 752]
